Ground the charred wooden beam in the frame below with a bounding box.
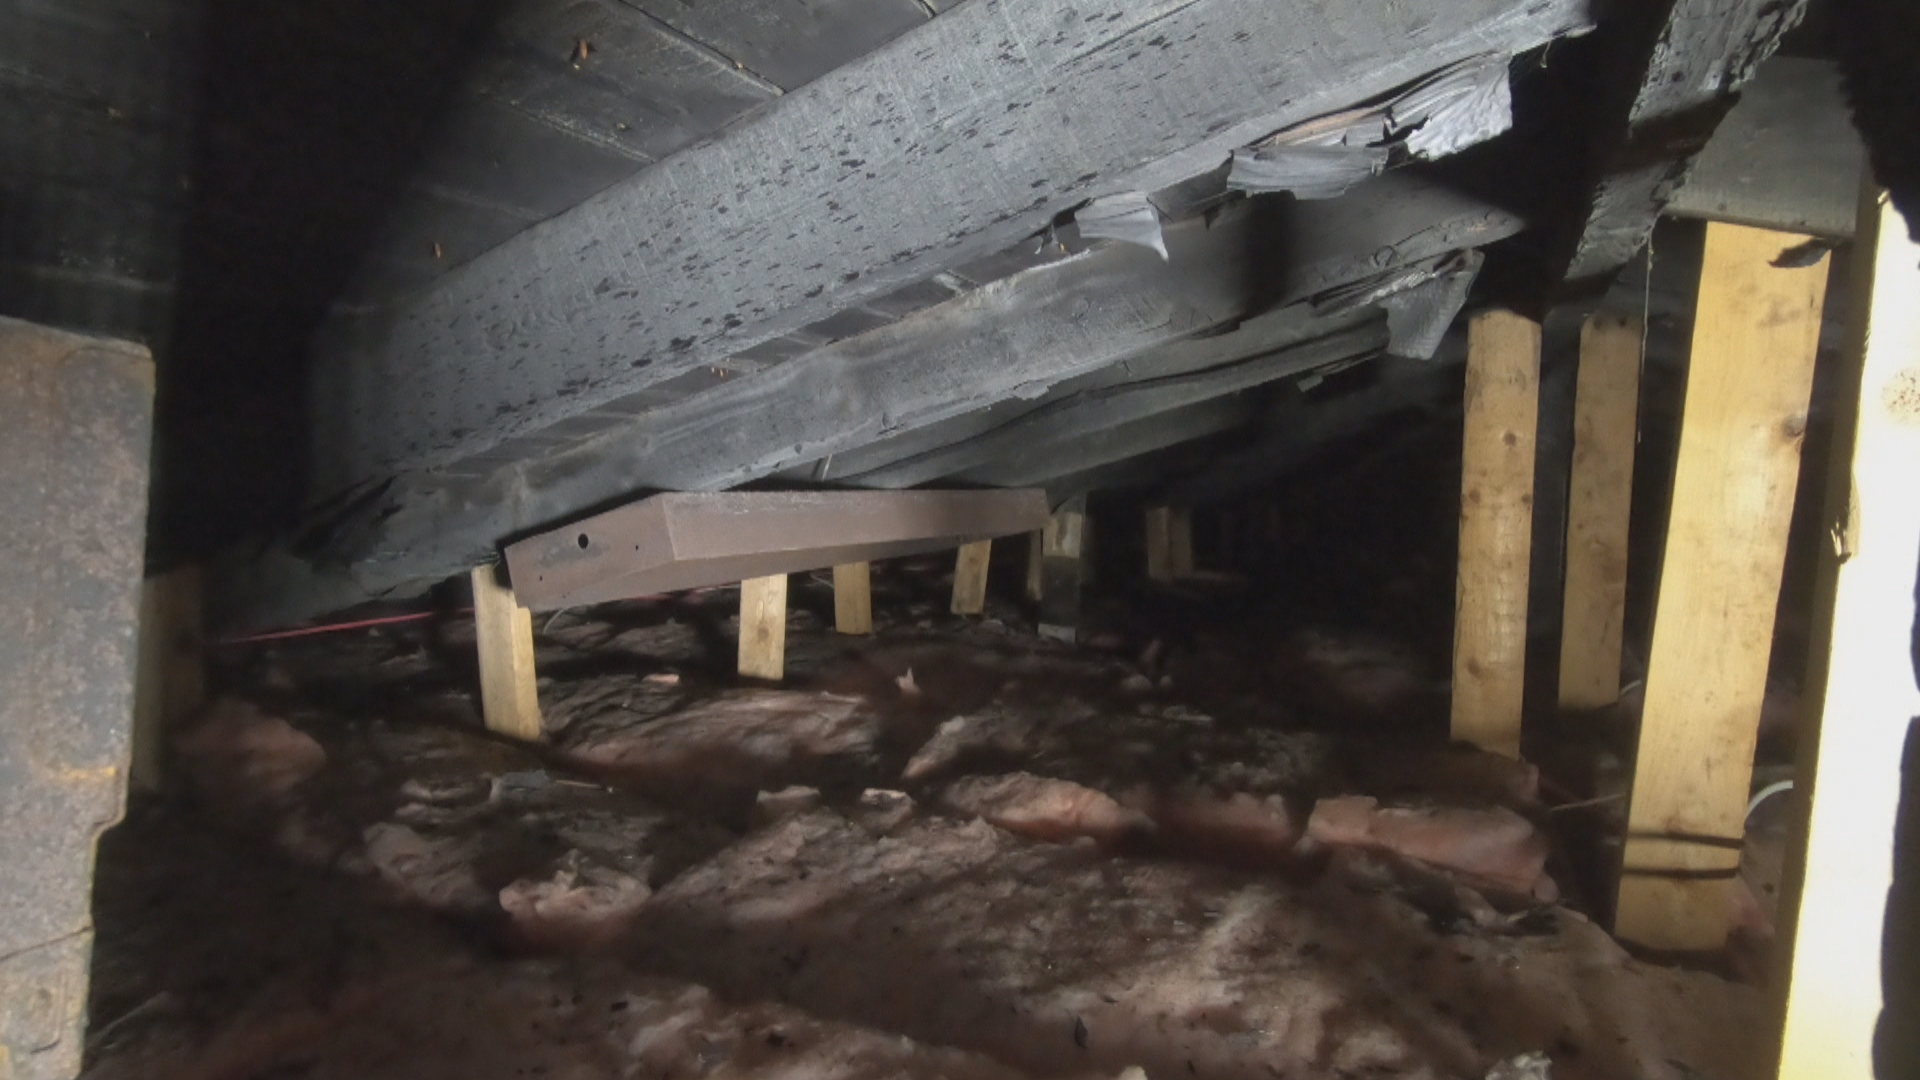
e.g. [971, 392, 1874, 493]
[800, 174, 1511, 487]
[1666, 57, 1866, 240]
[1519, 0, 1806, 305]
[220, 174, 1514, 629]
[846, 312, 1387, 489]
[308, 0, 1591, 496]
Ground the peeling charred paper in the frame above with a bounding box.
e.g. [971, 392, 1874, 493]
[1227, 144, 1390, 199]
[1379, 250, 1484, 359]
[1391, 56, 1514, 159]
[1227, 54, 1512, 198]
[1298, 249, 1480, 360]
[1311, 260, 1442, 317]
[1074, 192, 1167, 260]
[1226, 105, 1389, 199]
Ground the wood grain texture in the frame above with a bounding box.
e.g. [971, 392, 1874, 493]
[226, 176, 1508, 631]
[1775, 190, 1920, 1079]
[1558, 312, 1643, 710]
[737, 574, 789, 680]
[848, 305, 1393, 489]
[951, 541, 992, 616]
[310, 0, 1589, 490]
[1451, 310, 1541, 759]
[131, 567, 205, 791]
[470, 565, 543, 741]
[833, 562, 873, 636]
[1616, 222, 1829, 952]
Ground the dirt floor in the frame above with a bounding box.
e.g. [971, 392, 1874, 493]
[81, 558, 1791, 1080]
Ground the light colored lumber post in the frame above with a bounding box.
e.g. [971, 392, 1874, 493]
[1775, 189, 1919, 1079]
[1169, 506, 1195, 577]
[1037, 499, 1088, 641]
[469, 565, 543, 740]
[131, 566, 205, 791]
[1145, 506, 1174, 582]
[951, 540, 992, 615]
[832, 562, 873, 635]
[1615, 221, 1830, 951]
[1025, 530, 1044, 602]
[1558, 311, 1644, 710]
[1451, 309, 1541, 759]
[737, 574, 789, 680]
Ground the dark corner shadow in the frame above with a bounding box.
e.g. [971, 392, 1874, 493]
[152, 0, 515, 565]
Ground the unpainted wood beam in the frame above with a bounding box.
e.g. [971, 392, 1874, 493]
[132, 566, 205, 791]
[737, 574, 789, 681]
[1037, 499, 1087, 642]
[470, 565, 543, 741]
[832, 562, 873, 636]
[1616, 222, 1829, 951]
[1145, 506, 1175, 583]
[1450, 310, 1541, 759]
[951, 541, 992, 616]
[1558, 312, 1643, 710]
[1145, 506, 1195, 583]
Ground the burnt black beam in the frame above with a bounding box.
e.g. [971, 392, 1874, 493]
[810, 170, 1518, 487]
[1666, 57, 1866, 239]
[851, 311, 1387, 489]
[217, 174, 1514, 629]
[1475, 0, 1806, 310]
[307, 0, 1592, 495]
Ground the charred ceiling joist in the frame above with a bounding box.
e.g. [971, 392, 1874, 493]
[307, 0, 1593, 498]
[224, 169, 1518, 629]
[1515, 0, 1809, 302]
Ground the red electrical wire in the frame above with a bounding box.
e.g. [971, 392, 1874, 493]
[215, 582, 728, 646]
[216, 608, 465, 645]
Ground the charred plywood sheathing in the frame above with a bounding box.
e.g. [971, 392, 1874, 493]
[306, 0, 1594, 494]
[1227, 55, 1518, 199]
[218, 169, 1527, 629]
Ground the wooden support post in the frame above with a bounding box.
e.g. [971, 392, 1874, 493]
[1558, 312, 1644, 710]
[1145, 505, 1196, 583]
[1025, 530, 1044, 603]
[1037, 499, 1088, 641]
[1616, 222, 1829, 951]
[1145, 506, 1174, 582]
[832, 562, 873, 635]
[1451, 309, 1541, 759]
[131, 566, 205, 791]
[469, 565, 543, 740]
[1775, 189, 1920, 1079]
[1170, 506, 1195, 578]
[737, 574, 789, 681]
[951, 540, 992, 615]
